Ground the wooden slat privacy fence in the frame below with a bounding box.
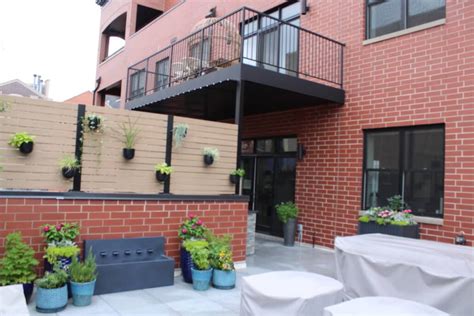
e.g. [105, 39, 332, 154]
[0, 96, 238, 195]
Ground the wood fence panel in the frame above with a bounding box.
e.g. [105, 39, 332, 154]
[0, 96, 77, 191]
[80, 106, 168, 194]
[171, 116, 237, 195]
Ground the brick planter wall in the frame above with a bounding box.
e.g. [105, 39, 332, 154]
[0, 197, 248, 269]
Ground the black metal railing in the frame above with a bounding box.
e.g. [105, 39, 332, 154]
[126, 7, 345, 102]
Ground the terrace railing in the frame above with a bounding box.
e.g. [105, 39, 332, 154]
[126, 7, 345, 102]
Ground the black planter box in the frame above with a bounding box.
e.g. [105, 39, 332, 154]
[358, 222, 420, 239]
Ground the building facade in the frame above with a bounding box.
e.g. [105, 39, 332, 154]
[95, 0, 474, 247]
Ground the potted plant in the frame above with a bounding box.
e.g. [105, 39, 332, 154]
[83, 113, 104, 132]
[178, 214, 208, 283]
[202, 147, 219, 165]
[35, 269, 69, 313]
[41, 222, 80, 271]
[69, 253, 97, 307]
[9, 132, 35, 154]
[119, 117, 140, 160]
[0, 232, 39, 302]
[358, 195, 419, 239]
[44, 244, 80, 271]
[173, 123, 188, 148]
[184, 239, 212, 291]
[230, 168, 245, 184]
[208, 233, 236, 289]
[154, 162, 173, 182]
[59, 155, 80, 179]
[276, 201, 299, 247]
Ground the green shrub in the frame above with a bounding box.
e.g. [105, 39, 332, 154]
[183, 240, 210, 270]
[8, 132, 35, 148]
[69, 253, 97, 283]
[275, 201, 299, 224]
[0, 232, 39, 285]
[35, 269, 68, 289]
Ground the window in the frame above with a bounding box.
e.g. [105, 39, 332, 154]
[129, 69, 145, 99]
[155, 58, 169, 91]
[366, 0, 445, 39]
[363, 125, 444, 218]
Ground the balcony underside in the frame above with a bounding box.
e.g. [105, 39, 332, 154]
[127, 64, 345, 120]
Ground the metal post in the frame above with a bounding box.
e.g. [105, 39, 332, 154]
[240, 8, 246, 63]
[234, 80, 245, 195]
[73, 104, 86, 191]
[143, 58, 149, 96]
[340, 45, 344, 89]
[164, 115, 174, 194]
[199, 29, 205, 73]
[168, 46, 174, 87]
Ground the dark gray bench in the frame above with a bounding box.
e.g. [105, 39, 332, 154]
[84, 237, 174, 294]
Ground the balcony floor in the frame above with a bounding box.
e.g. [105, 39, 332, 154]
[27, 236, 335, 316]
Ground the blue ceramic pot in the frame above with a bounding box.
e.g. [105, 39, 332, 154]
[180, 247, 194, 283]
[191, 268, 212, 291]
[212, 269, 236, 290]
[70, 280, 96, 306]
[36, 284, 68, 313]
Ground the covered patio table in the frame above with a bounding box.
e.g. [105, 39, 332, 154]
[335, 234, 474, 316]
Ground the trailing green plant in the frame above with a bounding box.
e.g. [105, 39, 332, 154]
[8, 132, 35, 148]
[0, 100, 9, 112]
[59, 155, 80, 171]
[206, 232, 234, 271]
[44, 245, 80, 264]
[41, 222, 80, 245]
[275, 201, 299, 224]
[183, 240, 210, 270]
[173, 123, 188, 148]
[69, 252, 97, 283]
[231, 168, 245, 177]
[83, 113, 104, 133]
[0, 232, 39, 286]
[35, 268, 68, 289]
[203, 147, 220, 160]
[154, 162, 173, 175]
[358, 195, 416, 226]
[119, 117, 140, 149]
[178, 214, 208, 240]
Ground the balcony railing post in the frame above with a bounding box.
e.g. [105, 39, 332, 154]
[240, 8, 246, 63]
[340, 45, 344, 89]
[199, 29, 205, 73]
[126, 68, 130, 101]
[168, 46, 174, 87]
[144, 58, 149, 96]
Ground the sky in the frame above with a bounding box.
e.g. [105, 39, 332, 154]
[0, 0, 101, 101]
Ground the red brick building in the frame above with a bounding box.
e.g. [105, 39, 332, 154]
[93, 0, 473, 247]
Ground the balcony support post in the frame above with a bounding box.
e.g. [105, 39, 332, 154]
[234, 80, 245, 195]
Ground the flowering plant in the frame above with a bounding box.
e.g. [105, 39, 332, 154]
[41, 222, 80, 245]
[178, 214, 208, 240]
[359, 195, 416, 226]
[207, 232, 234, 271]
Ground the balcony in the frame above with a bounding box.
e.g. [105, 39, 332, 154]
[126, 7, 345, 120]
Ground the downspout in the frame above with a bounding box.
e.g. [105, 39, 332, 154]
[92, 77, 101, 106]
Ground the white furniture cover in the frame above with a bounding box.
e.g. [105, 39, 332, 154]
[240, 271, 344, 316]
[0, 284, 29, 316]
[323, 296, 449, 316]
[335, 234, 474, 316]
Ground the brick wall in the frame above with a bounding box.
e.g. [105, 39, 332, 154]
[243, 0, 474, 247]
[0, 198, 248, 268]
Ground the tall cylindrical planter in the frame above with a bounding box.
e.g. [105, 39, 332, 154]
[36, 285, 68, 313]
[191, 268, 212, 291]
[180, 246, 194, 283]
[283, 218, 297, 246]
[70, 280, 96, 306]
[212, 269, 236, 289]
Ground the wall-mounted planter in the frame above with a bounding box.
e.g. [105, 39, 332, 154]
[88, 116, 101, 131]
[229, 174, 238, 184]
[203, 154, 214, 165]
[123, 148, 135, 160]
[61, 167, 76, 179]
[156, 171, 169, 183]
[358, 222, 420, 239]
[19, 142, 34, 154]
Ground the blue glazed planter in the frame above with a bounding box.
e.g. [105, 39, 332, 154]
[70, 280, 96, 306]
[36, 285, 68, 313]
[180, 247, 194, 283]
[212, 269, 236, 290]
[191, 268, 212, 291]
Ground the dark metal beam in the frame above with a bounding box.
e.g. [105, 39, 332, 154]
[73, 104, 86, 191]
[234, 80, 245, 194]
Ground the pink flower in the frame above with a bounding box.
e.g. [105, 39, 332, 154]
[189, 214, 195, 219]
[197, 220, 203, 226]
[56, 224, 62, 231]
[43, 226, 50, 232]
[182, 228, 187, 234]
[403, 209, 412, 213]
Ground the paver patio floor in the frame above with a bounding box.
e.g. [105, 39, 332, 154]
[27, 236, 335, 316]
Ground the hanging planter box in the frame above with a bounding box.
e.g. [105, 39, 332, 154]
[156, 171, 169, 183]
[19, 142, 34, 154]
[358, 222, 420, 239]
[61, 167, 76, 179]
[229, 174, 238, 184]
[203, 154, 214, 165]
[123, 148, 135, 160]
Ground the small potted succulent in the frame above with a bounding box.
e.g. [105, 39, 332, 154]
[358, 195, 419, 238]
[119, 117, 140, 160]
[203, 147, 219, 165]
[178, 214, 208, 283]
[0, 232, 39, 302]
[83, 113, 104, 133]
[208, 233, 236, 289]
[173, 123, 189, 148]
[8, 132, 35, 154]
[276, 201, 299, 247]
[59, 155, 80, 179]
[35, 269, 69, 313]
[155, 162, 173, 182]
[69, 253, 97, 307]
[184, 239, 212, 291]
[230, 168, 245, 184]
